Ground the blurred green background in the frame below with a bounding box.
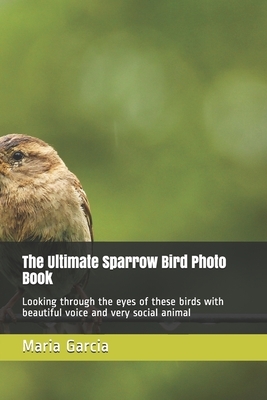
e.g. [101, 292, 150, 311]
[1, 0, 267, 241]
[1, 0, 267, 397]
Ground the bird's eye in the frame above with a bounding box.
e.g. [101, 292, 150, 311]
[12, 151, 24, 161]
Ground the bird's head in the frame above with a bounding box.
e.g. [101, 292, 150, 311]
[0, 134, 64, 183]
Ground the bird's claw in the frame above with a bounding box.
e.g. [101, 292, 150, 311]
[0, 306, 17, 323]
[0, 306, 17, 334]
[74, 284, 102, 332]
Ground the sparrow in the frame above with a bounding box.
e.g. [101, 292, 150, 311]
[0, 133, 96, 333]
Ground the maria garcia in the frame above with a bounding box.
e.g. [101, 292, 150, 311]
[22, 339, 109, 353]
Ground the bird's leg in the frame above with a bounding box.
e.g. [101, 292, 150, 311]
[0, 289, 24, 333]
[74, 284, 101, 333]
[74, 283, 89, 300]
[0, 289, 24, 321]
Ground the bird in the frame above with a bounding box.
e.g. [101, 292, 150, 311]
[0, 133, 97, 333]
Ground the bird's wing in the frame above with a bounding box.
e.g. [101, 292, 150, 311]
[74, 179, 93, 242]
